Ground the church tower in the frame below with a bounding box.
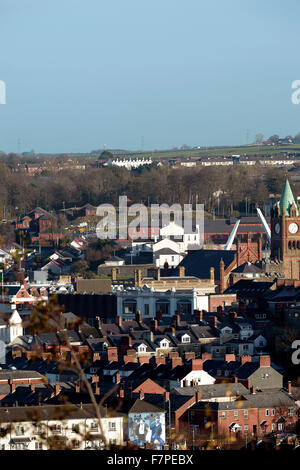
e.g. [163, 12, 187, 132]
[270, 178, 300, 279]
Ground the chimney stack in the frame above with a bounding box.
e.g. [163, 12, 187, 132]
[191, 359, 203, 371]
[193, 309, 202, 323]
[225, 353, 236, 362]
[195, 391, 202, 402]
[139, 390, 144, 400]
[115, 372, 121, 384]
[156, 310, 162, 321]
[216, 306, 223, 317]
[219, 258, 225, 294]
[171, 357, 182, 368]
[178, 266, 185, 277]
[30, 383, 35, 393]
[138, 356, 150, 365]
[116, 316, 122, 327]
[150, 318, 158, 332]
[184, 352, 195, 361]
[288, 381, 292, 394]
[155, 356, 166, 367]
[164, 391, 170, 402]
[259, 355, 270, 367]
[240, 355, 252, 365]
[201, 352, 212, 361]
[9, 379, 16, 393]
[135, 310, 142, 323]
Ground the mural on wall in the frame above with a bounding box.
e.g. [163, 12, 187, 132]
[128, 412, 165, 449]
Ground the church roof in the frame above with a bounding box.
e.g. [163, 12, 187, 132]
[279, 179, 298, 216]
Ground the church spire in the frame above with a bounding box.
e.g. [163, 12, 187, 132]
[279, 178, 298, 216]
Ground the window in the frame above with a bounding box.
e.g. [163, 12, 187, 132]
[144, 304, 149, 316]
[271, 409, 275, 416]
[35, 442, 43, 450]
[90, 422, 98, 431]
[234, 410, 238, 419]
[110, 439, 117, 445]
[244, 425, 248, 433]
[243, 345, 249, 350]
[288, 408, 294, 417]
[265, 409, 269, 416]
[181, 334, 190, 344]
[138, 345, 146, 353]
[176, 301, 192, 315]
[156, 301, 170, 315]
[123, 301, 137, 315]
[16, 426, 24, 436]
[34, 425, 42, 435]
[244, 410, 248, 419]
[221, 412, 226, 419]
[278, 423, 284, 431]
[109, 422, 116, 431]
[272, 423, 276, 431]
[160, 340, 169, 348]
[72, 423, 80, 433]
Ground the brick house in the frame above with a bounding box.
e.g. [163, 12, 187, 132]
[182, 388, 298, 440]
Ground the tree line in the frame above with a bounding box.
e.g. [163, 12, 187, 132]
[0, 156, 295, 221]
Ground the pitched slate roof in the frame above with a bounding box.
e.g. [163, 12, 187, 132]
[178, 250, 235, 280]
[224, 279, 274, 297]
[173, 383, 250, 398]
[129, 398, 165, 414]
[231, 262, 263, 274]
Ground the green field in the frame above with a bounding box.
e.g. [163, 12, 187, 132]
[97, 144, 300, 161]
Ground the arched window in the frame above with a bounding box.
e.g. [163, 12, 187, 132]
[156, 299, 170, 315]
[123, 300, 137, 316]
[177, 300, 192, 315]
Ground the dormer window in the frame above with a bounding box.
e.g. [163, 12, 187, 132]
[181, 334, 190, 344]
[160, 339, 169, 348]
[138, 344, 147, 353]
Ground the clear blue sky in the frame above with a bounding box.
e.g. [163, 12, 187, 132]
[0, 0, 300, 153]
